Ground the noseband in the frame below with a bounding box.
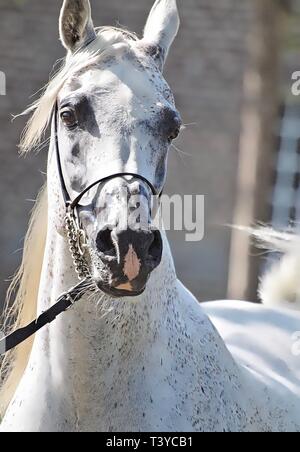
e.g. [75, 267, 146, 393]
[0, 104, 162, 355]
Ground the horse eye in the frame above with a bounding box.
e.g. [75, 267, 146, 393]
[60, 108, 78, 128]
[168, 127, 180, 142]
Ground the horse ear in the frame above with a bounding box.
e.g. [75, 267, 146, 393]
[59, 0, 97, 53]
[142, 0, 180, 69]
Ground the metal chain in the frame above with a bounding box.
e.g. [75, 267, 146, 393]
[65, 209, 90, 280]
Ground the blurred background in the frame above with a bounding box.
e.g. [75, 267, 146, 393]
[0, 0, 300, 309]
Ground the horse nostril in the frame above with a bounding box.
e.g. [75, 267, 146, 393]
[96, 228, 115, 255]
[148, 230, 163, 262]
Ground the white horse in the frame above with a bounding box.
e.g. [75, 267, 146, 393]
[1, 0, 300, 432]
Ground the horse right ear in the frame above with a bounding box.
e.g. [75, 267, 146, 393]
[142, 0, 180, 70]
[59, 0, 97, 53]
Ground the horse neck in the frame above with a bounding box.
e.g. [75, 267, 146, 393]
[36, 213, 249, 430]
[31, 144, 249, 430]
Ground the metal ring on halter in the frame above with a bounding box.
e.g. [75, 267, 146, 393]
[65, 292, 76, 311]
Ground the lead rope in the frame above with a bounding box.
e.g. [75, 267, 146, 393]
[0, 209, 92, 356]
[0, 208, 92, 355]
[0, 277, 92, 355]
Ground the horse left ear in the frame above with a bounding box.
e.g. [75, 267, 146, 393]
[142, 0, 180, 69]
[59, 0, 97, 53]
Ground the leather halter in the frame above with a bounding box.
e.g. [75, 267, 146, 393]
[0, 104, 161, 355]
[54, 104, 158, 210]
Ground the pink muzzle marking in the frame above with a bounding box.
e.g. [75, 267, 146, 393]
[123, 244, 141, 282]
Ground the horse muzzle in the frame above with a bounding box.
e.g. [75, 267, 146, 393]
[93, 227, 163, 297]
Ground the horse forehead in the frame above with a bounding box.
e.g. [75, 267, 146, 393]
[65, 51, 170, 102]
